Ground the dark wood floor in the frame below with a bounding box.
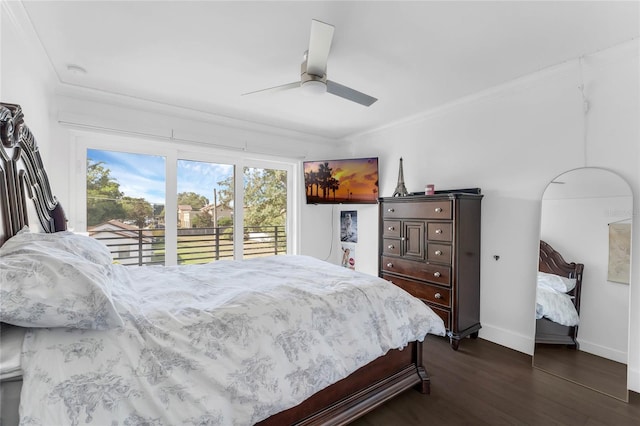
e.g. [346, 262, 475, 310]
[352, 335, 640, 426]
[533, 343, 628, 401]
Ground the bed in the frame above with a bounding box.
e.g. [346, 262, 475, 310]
[0, 102, 446, 425]
[535, 240, 584, 349]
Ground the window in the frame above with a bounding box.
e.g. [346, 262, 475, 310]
[86, 149, 166, 265]
[243, 166, 288, 258]
[77, 136, 296, 266]
[176, 159, 234, 264]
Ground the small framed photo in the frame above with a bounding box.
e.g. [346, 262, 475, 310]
[340, 210, 357, 242]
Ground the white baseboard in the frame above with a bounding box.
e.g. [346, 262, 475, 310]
[577, 339, 628, 364]
[478, 323, 534, 356]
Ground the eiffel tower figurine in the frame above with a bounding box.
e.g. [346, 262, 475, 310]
[392, 157, 409, 197]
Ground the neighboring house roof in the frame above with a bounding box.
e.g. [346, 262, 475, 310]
[178, 205, 193, 211]
[88, 220, 154, 242]
[200, 204, 232, 218]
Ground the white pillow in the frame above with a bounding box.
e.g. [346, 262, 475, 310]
[1, 229, 113, 266]
[0, 233, 123, 330]
[537, 271, 577, 293]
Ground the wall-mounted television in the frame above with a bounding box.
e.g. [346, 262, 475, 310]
[303, 157, 379, 204]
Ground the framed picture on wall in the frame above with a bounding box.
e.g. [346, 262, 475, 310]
[608, 222, 631, 284]
[340, 210, 357, 243]
[341, 243, 356, 270]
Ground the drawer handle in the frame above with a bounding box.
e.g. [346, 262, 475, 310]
[435, 293, 442, 299]
[387, 262, 393, 268]
[435, 207, 443, 213]
[435, 250, 442, 256]
[387, 226, 395, 231]
[387, 208, 395, 213]
[387, 244, 395, 249]
[433, 272, 441, 278]
[435, 229, 442, 234]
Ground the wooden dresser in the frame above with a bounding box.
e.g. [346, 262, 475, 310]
[378, 193, 482, 350]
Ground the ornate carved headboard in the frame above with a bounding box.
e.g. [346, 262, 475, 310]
[0, 102, 66, 246]
[539, 240, 584, 314]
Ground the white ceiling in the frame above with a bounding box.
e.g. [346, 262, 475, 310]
[21, 1, 639, 140]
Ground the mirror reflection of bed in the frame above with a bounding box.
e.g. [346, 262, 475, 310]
[533, 168, 632, 401]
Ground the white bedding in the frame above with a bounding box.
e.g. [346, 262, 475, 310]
[18, 255, 445, 426]
[535, 272, 579, 327]
[0, 324, 25, 380]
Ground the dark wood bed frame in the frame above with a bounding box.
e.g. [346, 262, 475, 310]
[536, 240, 584, 349]
[0, 102, 431, 425]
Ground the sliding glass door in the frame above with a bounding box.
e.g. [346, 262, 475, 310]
[176, 159, 234, 264]
[78, 137, 296, 266]
[242, 166, 288, 259]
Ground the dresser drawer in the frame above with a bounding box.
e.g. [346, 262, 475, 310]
[427, 222, 452, 242]
[427, 243, 452, 264]
[428, 304, 451, 330]
[381, 256, 451, 286]
[382, 220, 401, 238]
[382, 274, 451, 308]
[382, 201, 452, 220]
[382, 238, 400, 256]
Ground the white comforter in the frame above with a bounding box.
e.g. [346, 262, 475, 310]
[535, 281, 579, 327]
[19, 255, 445, 426]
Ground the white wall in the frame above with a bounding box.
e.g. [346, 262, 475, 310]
[541, 195, 631, 363]
[346, 40, 640, 392]
[1, 0, 57, 159]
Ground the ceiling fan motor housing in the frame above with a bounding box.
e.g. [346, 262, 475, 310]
[301, 59, 327, 93]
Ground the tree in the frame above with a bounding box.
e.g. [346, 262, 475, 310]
[329, 177, 340, 200]
[86, 159, 125, 226]
[216, 168, 286, 228]
[317, 162, 333, 199]
[191, 212, 213, 228]
[177, 192, 209, 210]
[121, 196, 153, 228]
[216, 175, 234, 210]
[305, 171, 318, 197]
[243, 168, 287, 227]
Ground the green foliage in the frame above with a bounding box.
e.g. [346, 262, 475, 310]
[121, 196, 153, 228]
[216, 168, 287, 227]
[191, 212, 213, 228]
[86, 160, 125, 226]
[177, 192, 209, 210]
[87, 159, 153, 228]
[243, 168, 287, 227]
[216, 175, 234, 209]
[217, 216, 233, 227]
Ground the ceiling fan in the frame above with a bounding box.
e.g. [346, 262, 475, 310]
[243, 19, 377, 107]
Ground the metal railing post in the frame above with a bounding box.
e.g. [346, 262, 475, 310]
[274, 226, 279, 255]
[138, 230, 143, 266]
[215, 227, 220, 260]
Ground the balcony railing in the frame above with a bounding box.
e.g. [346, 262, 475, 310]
[92, 226, 287, 266]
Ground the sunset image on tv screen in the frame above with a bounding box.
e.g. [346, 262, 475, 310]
[303, 158, 379, 204]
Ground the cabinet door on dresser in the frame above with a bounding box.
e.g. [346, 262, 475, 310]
[379, 193, 482, 350]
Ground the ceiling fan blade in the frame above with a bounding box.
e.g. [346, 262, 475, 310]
[242, 81, 300, 96]
[306, 19, 334, 77]
[326, 80, 377, 107]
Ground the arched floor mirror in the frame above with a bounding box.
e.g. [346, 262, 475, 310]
[533, 167, 632, 401]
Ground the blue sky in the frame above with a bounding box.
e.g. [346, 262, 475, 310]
[88, 149, 233, 206]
